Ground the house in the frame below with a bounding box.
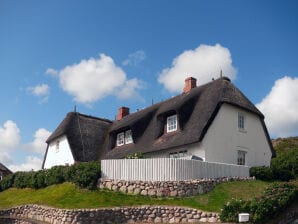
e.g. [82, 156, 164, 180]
[0, 163, 13, 180]
[43, 76, 275, 169]
[42, 113, 112, 169]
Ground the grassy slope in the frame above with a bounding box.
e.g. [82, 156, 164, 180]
[0, 180, 269, 212]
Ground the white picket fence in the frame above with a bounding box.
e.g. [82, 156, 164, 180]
[101, 158, 250, 181]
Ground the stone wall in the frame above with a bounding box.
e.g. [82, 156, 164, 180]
[0, 204, 220, 223]
[98, 176, 254, 197]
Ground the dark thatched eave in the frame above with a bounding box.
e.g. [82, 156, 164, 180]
[42, 112, 112, 168]
[103, 77, 275, 159]
[0, 162, 13, 174]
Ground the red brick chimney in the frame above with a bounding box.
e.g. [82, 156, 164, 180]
[117, 106, 130, 120]
[183, 77, 197, 93]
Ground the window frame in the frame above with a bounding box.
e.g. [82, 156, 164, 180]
[167, 114, 178, 133]
[237, 150, 246, 165]
[55, 140, 60, 153]
[238, 113, 245, 130]
[0, 171, 2, 181]
[116, 132, 125, 146]
[125, 130, 133, 144]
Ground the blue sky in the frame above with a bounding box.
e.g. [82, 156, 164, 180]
[0, 0, 298, 171]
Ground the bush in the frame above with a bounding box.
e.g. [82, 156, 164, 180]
[220, 183, 298, 223]
[0, 174, 14, 191]
[72, 162, 101, 190]
[250, 166, 273, 181]
[0, 162, 101, 191]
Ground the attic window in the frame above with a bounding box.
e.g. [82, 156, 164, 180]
[55, 140, 60, 153]
[167, 114, 178, 133]
[116, 130, 133, 146]
[238, 113, 245, 130]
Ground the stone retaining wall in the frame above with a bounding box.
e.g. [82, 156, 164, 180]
[0, 204, 220, 223]
[98, 176, 254, 197]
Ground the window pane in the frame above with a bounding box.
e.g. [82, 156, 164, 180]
[238, 114, 245, 130]
[167, 115, 177, 132]
[117, 132, 124, 146]
[125, 130, 133, 144]
[237, 150, 246, 165]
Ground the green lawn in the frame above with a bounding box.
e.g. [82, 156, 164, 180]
[0, 180, 269, 212]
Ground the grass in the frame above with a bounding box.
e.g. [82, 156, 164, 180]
[0, 180, 270, 212]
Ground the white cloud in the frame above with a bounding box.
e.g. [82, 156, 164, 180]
[27, 84, 50, 96]
[46, 68, 58, 76]
[8, 156, 43, 172]
[0, 152, 13, 165]
[256, 76, 298, 137]
[158, 44, 237, 93]
[0, 120, 20, 151]
[52, 53, 143, 104]
[116, 78, 143, 100]
[122, 50, 146, 66]
[23, 128, 52, 154]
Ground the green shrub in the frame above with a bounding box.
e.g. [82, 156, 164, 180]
[250, 166, 273, 181]
[13, 172, 29, 188]
[0, 174, 14, 191]
[44, 165, 66, 186]
[220, 183, 298, 223]
[72, 162, 101, 190]
[271, 149, 298, 178]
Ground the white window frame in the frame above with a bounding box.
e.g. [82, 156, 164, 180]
[237, 150, 246, 165]
[167, 114, 178, 133]
[125, 130, 133, 144]
[116, 132, 125, 146]
[55, 140, 60, 153]
[0, 171, 3, 180]
[116, 130, 133, 147]
[238, 113, 245, 130]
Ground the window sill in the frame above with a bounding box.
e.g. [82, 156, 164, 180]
[238, 129, 247, 133]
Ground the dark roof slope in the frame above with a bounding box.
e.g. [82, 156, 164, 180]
[43, 112, 112, 167]
[0, 162, 13, 174]
[103, 77, 274, 159]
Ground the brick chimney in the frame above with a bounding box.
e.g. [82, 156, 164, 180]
[117, 106, 130, 120]
[183, 77, 197, 93]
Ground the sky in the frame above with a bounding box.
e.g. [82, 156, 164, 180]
[0, 0, 297, 172]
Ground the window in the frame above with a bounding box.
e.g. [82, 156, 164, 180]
[167, 114, 177, 132]
[125, 130, 133, 144]
[116, 130, 133, 146]
[116, 132, 125, 146]
[0, 171, 2, 181]
[237, 150, 246, 165]
[238, 113, 245, 130]
[169, 150, 188, 158]
[55, 140, 60, 153]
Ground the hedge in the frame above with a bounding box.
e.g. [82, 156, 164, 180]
[0, 162, 101, 192]
[220, 183, 298, 223]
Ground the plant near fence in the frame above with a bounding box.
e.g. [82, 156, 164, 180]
[220, 183, 298, 223]
[0, 162, 101, 192]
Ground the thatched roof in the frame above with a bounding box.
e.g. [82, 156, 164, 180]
[0, 162, 13, 174]
[102, 77, 274, 158]
[42, 112, 112, 168]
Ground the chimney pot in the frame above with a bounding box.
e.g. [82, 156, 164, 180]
[183, 77, 197, 93]
[117, 106, 130, 120]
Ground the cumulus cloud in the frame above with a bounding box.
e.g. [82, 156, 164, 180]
[23, 128, 52, 154]
[256, 76, 298, 137]
[116, 78, 144, 100]
[158, 44, 237, 93]
[122, 50, 146, 66]
[0, 120, 20, 151]
[46, 68, 58, 76]
[27, 84, 50, 96]
[50, 54, 143, 104]
[8, 156, 43, 172]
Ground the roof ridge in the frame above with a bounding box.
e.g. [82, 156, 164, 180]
[69, 112, 112, 123]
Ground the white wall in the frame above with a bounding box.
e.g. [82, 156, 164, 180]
[43, 135, 75, 169]
[201, 103, 272, 167]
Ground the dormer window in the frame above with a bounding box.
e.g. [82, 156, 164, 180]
[167, 114, 177, 133]
[116, 130, 133, 146]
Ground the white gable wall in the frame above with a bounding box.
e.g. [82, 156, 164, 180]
[43, 135, 75, 169]
[201, 103, 272, 167]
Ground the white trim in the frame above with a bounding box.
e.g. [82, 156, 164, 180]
[167, 114, 177, 133]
